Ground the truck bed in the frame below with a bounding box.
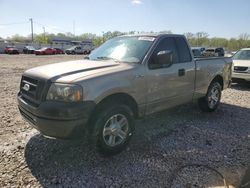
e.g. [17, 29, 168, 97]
[194, 56, 232, 98]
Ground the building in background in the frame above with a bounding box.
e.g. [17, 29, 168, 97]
[52, 37, 94, 50]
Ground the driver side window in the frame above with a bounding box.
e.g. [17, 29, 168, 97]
[149, 37, 179, 69]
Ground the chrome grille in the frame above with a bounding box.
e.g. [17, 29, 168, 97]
[20, 76, 46, 104]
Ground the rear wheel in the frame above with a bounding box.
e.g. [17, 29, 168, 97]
[198, 82, 222, 112]
[90, 104, 134, 155]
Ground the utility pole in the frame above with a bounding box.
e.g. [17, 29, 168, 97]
[73, 21, 75, 37]
[29, 18, 34, 43]
[43, 26, 46, 43]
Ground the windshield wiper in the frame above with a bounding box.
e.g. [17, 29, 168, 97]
[97, 56, 112, 60]
[96, 56, 120, 62]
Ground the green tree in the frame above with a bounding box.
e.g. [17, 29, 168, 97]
[8, 34, 28, 43]
[3, 31, 250, 51]
[195, 32, 209, 46]
[34, 34, 49, 44]
[238, 33, 250, 49]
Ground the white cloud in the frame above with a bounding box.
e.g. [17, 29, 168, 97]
[131, 0, 142, 5]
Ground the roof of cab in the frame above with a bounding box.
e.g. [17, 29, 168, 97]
[119, 33, 185, 38]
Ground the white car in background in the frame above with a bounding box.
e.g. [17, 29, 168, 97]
[232, 48, 250, 82]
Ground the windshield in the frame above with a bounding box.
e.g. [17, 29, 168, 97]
[233, 50, 250, 60]
[89, 36, 155, 63]
[68, 46, 77, 50]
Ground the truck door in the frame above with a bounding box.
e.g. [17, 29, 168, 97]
[145, 36, 195, 114]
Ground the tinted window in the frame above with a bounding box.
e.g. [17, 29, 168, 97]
[206, 49, 215, 52]
[175, 37, 192, 62]
[148, 37, 179, 69]
[150, 37, 178, 65]
[215, 48, 221, 53]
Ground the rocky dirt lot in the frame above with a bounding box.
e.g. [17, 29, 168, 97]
[0, 54, 250, 188]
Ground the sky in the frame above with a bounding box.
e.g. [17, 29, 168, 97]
[0, 0, 250, 39]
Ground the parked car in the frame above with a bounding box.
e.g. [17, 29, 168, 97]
[34, 47, 56, 55]
[18, 34, 232, 155]
[65, 46, 90, 55]
[191, 47, 205, 57]
[232, 48, 250, 82]
[4, 46, 19, 54]
[53, 48, 64, 54]
[203, 48, 225, 57]
[23, 46, 36, 54]
[192, 47, 205, 52]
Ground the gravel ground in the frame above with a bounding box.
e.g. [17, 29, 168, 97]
[0, 54, 250, 188]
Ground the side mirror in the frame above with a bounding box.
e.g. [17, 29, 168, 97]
[156, 50, 173, 67]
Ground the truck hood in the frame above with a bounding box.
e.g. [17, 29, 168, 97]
[24, 59, 125, 82]
[233, 60, 250, 67]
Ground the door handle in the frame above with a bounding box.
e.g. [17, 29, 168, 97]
[178, 69, 185, 76]
[135, 74, 144, 78]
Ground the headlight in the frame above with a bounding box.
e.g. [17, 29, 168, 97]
[46, 83, 83, 102]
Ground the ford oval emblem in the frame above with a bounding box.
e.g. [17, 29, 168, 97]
[23, 84, 30, 91]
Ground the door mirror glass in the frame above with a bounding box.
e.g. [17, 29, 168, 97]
[156, 50, 173, 67]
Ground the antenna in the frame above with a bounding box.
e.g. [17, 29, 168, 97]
[29, 18, 34, 42]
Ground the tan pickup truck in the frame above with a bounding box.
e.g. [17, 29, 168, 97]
[18, 34, 232, 154]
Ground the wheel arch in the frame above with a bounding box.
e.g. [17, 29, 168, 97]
[210, 75, 224, 90]
[90, 93, 139, 120]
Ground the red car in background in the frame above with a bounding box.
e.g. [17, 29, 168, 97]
[53, 48, 64, 54]
[4, 46, 19, 54]
[34, 47, 56, 55]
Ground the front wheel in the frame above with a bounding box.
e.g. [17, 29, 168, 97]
[90, 104, 134, 155]
[198, 82, 222, 112]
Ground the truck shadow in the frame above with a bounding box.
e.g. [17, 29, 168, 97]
[231, 82, 250, 91]
[24, 103, 250, 187]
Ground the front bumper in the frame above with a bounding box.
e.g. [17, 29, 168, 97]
[17, 93, 96, 139]
[35, 52, 41, 55]
[232, 72, 250, 81]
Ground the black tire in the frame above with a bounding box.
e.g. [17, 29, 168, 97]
[90, 104, 134, 155]
[198, 82, 222, 112]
